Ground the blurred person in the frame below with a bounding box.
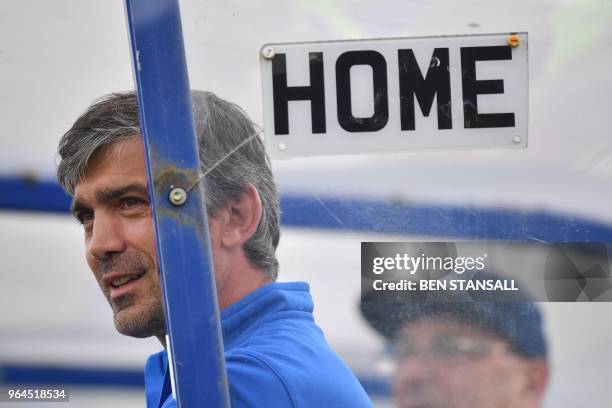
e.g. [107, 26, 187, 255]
[57, 91, 371, 407]
[361, 287, 549, 407]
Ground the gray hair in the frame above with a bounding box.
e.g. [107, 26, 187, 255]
[57, 91, 281, 280]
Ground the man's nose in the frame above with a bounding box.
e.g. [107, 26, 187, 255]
[88, 212, 127, 261]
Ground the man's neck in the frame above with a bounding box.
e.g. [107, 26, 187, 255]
[156, 264, 272, 349]
[217, 265, 272, 310]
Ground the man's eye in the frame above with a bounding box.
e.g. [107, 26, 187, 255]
[77, 212, 93, 225]
[122, 197, 147, 209]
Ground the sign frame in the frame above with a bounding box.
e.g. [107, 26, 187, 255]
[260, 32, 529, 158]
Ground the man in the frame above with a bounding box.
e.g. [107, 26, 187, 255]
[57, 91, 371, 407]
[361, 288, 549, 407]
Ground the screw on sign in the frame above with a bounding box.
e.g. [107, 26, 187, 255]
[262, 46, 276, 60]
[507, 34, 521, 47]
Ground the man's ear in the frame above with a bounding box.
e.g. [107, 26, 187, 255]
[524, 359, 549, 403]
[218, 184, 262, 248]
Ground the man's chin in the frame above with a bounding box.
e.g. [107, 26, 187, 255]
[113, 305, 164, 338]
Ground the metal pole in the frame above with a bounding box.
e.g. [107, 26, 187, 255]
[124, 0, 230, 406]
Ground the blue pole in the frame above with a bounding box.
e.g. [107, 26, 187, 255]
[123, 0, 229, 406]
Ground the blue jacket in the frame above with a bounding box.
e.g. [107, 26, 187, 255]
[145, 282, 372, 407]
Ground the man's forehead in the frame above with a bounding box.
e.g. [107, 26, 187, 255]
[73, 138, 148, 199]
[91, 138, 144, 169]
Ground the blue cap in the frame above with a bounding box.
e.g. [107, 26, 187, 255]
[360, 280, 548, 359]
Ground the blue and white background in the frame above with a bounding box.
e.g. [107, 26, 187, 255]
[1, 0, 612, 406]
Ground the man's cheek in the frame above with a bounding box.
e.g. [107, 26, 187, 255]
[84, 250, 103, 277]
[87, 262, 101, 285]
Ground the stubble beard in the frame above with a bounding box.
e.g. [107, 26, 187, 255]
[112, 282, 165, 338]
[98, 250, 166, 338]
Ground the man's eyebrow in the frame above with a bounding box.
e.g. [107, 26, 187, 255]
[93, 182, 150, 204]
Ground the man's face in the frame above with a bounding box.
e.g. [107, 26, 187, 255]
[72, 137, 164, 338]
[392, 317, 536, 408]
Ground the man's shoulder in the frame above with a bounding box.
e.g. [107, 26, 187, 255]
[226, 329, 372, 407]
[222, 282, 372, 406]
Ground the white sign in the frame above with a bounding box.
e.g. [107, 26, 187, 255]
[260, 33, 528, 158]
